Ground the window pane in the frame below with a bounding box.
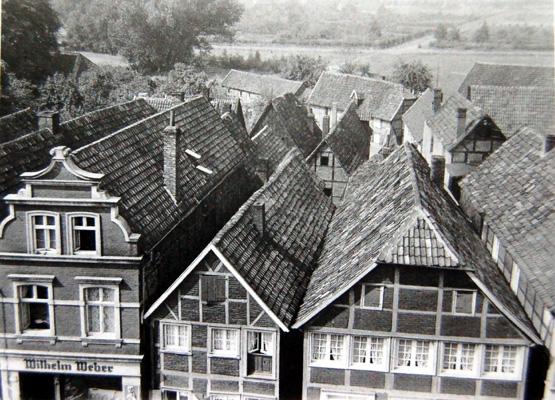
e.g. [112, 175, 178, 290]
[501, 346, 517, 373]
[485, 345, 500, 372]
[443, 343, 457, 370]
[248, 332, 259, 352]
[415, 341, 429, 367]
[353, 337, 367, 363]
[88, 305, 100, 332]
[74, 217, 84, 226]
[363, 286, 382, 308]
[397, 340, 411, 367]
[20, 285, 33, 299]
[102, 288, 115, 302]
[86, 217, 96, 226]
[312, 334, 327, 360]
[460, 344, 475, 371]
[29, 303, 49, 329]
[34, 216, 43, 225]
[330, 335, 344, 361]
[103, 306, 115, 332]
[455, 291, 474, 314]
[369, 338, 384, 365]
[46, 216, 55, 226]
[35, 229, 46, 249]
[164, 325, 176, 347]
[178, 325, 188, 347]
[213, 329, 224, 350]
[36, 285, 48, 299]
[86, 288, 100, 301]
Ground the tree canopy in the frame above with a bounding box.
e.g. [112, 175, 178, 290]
[1, 0, 62, 82]
[280, 55, 327, 87]
[391, 59, 433, 95]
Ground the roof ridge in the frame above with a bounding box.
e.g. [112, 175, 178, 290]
[0, 107, 33, 121]
[404, 142, 422, 208]
[473, 61, 553, 68]
[0, 128, 54, 149]
[59, 98, 149, 127]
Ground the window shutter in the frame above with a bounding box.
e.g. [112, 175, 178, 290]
[202, 275, 226, 303]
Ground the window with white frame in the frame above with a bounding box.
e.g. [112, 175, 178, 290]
[311, 333, 346, 365]
[442, 342, 477, 376]
[83, 287, 118, 337]
[321, 392, 376, 400]
[483, 345, 521, 378]
[162, 390, 190, 400]
[453, 290, 476, 315]
[361, 285, 384, 309]
[394, 339, 434, 373]
[352, 336, 388, 370]
[69, 214, 100, 254]
[211, 328, 239, 357]
[210, 394, 240, 400]
[29, 213, 60, 254]
[247, 331, 274, 375]
[16, 284, 52, 333]
[161, 322, 191, 353]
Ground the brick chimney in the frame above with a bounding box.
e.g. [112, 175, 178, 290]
[256, 158, 270, 183]
[331, 102, 338, 128]
[430, 155, 445, 186]
[37, 111, 60, 133]
[307, 111, 315, 134]
[168, 91, 185, 102]
[252, 200, 265, 235]
[163, 110, 181, 200]
[432, 89, 443, 113]
[542, 134, 555, 157]
[322, 115, 330, 139]
[456, 108, 467, 140]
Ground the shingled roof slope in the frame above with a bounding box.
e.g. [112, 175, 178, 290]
[402, 88, 435, 143]
[458, 63, 554, 96]
[213, 150, 335, 327]
[469, 85, 554, 137]
[307, 72, 415, 121]
[460, 127, 555, 311]
[71, 96, 249, 251]
[427, 92, 485, 148]
[221, 70, 305, 97]
[308, 101, 371, 174]
[142, 96, 182, 112]
[295, 143, 537, 340]
[0, 108, 38, 143]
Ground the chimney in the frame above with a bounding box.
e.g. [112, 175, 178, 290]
[37, 111, 60, 133]
[331, 102, 338, 128]
[456, 108, 467, 139]
[432, 89, 443, 113]
[256, 158, 270, 182]
[252, 200, 265, 235]
[168, 91, 185, 102]
[163, 113, 181, 200]
[322, 115, 330, 138]
[430, 155, 446, 186]
[541, 134, 555, 157]
[307, 111, 315, 134]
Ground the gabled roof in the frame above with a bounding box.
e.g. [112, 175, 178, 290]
[469, 85, 554, 137]
[145, 150, 335, 328]
[0, 108, 38, 143]
[460, 127, 555, 312]
[402, 88, 435, 143]
[0, 99, 158, 219]
[307, 101, 371, 174]
[71, 96, 250, 251]
[307, 72, 415, 121]
[427, 92, 486, 149]
[221, 111, 256, 166]
[221, 69, 305, 98]
[211, 96, 246, 130]
[458, 63, 554, 97]
[252, 124, 300, 176]
[251, 94, 322, 159]
[141, 96, 182, 112]
[294, 143, 539, 343]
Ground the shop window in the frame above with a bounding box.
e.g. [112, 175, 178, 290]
[211, 328, 239, 357]
[311, 333, 346, 366]
[29, 213, 60, 254]
[202, 275, 226, 303]
[161, 322, 191, 353]
[70, 215, 100, 254]
[361, 285, 384, 309]
[453, 290, 476, 315]
[247, 331, 274, 375]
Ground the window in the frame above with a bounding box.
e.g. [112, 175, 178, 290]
[361, 285, 384, 309]
[162, 323, 190, 353]
[484, 345, 521, 378]
[84, 287, 117, 337]
[320, 155, 330, 166]
[70, 215, 99, 254]
[210, 395, 239, 400]
[211, 328, 239, 357]
[510, 264, 520, 293]
[202, 275, 226, 303]
[442, 342, 477, 376]
[311, 333, 346, 365]
[323, 188, 333, 197]
[453, 290, 476, 315]
[322, 392, 375, 400]
[352, 336, 388, 371]
[29, 213, 60, 254]
[17, 284, 51, 332]
[247, 331, 274, 375]
[394, 339, 434, 374]
[162, 390, 190, 400]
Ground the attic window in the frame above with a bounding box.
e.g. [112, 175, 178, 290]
[320, 155, 330, 166]
[196, 165, 213, 175]
[201, 275, 226, 303]
[185, 149, 201, 159]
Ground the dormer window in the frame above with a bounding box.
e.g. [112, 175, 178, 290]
[69, 214, 100, 255]
[28, 212, 60, 254]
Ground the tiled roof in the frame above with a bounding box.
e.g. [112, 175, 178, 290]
[252, 124, 300, 176]
[469, 85, 554, 137]
[460, 127, 555, 311]
[458, 62, 554, 96]
[296, 143, 536, 340]
[427, 92, 485, 149]
[213, 150, 335, 327]
[221, 69, 305, 98]
[251, 94, 322, 159]
[71, 96, 250, 251]
[307, 72, 415, 121]
[402, 88, 435, 143]
[221, 111, 256, 166]
[142, 96, 182, 112]
[0, 99, 158, 219]
[211, 96, 246, 130]
[308, 101, 371, 174]
[0, 108, 38, 143]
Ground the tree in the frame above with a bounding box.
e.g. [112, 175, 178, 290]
[36, 73, 84, 120]
[339, 61, 375, 78]
[448, 27, 461, 41]
[1, 0, 62, 82]
[280, 55, 327, 87]
[473, 21, 490, 44]
[391, 59, 433, 95]
[434, 24, 448, 41]
[154, 64, 209, 97]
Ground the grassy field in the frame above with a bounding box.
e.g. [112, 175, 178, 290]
[211, 42, 553, 97]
